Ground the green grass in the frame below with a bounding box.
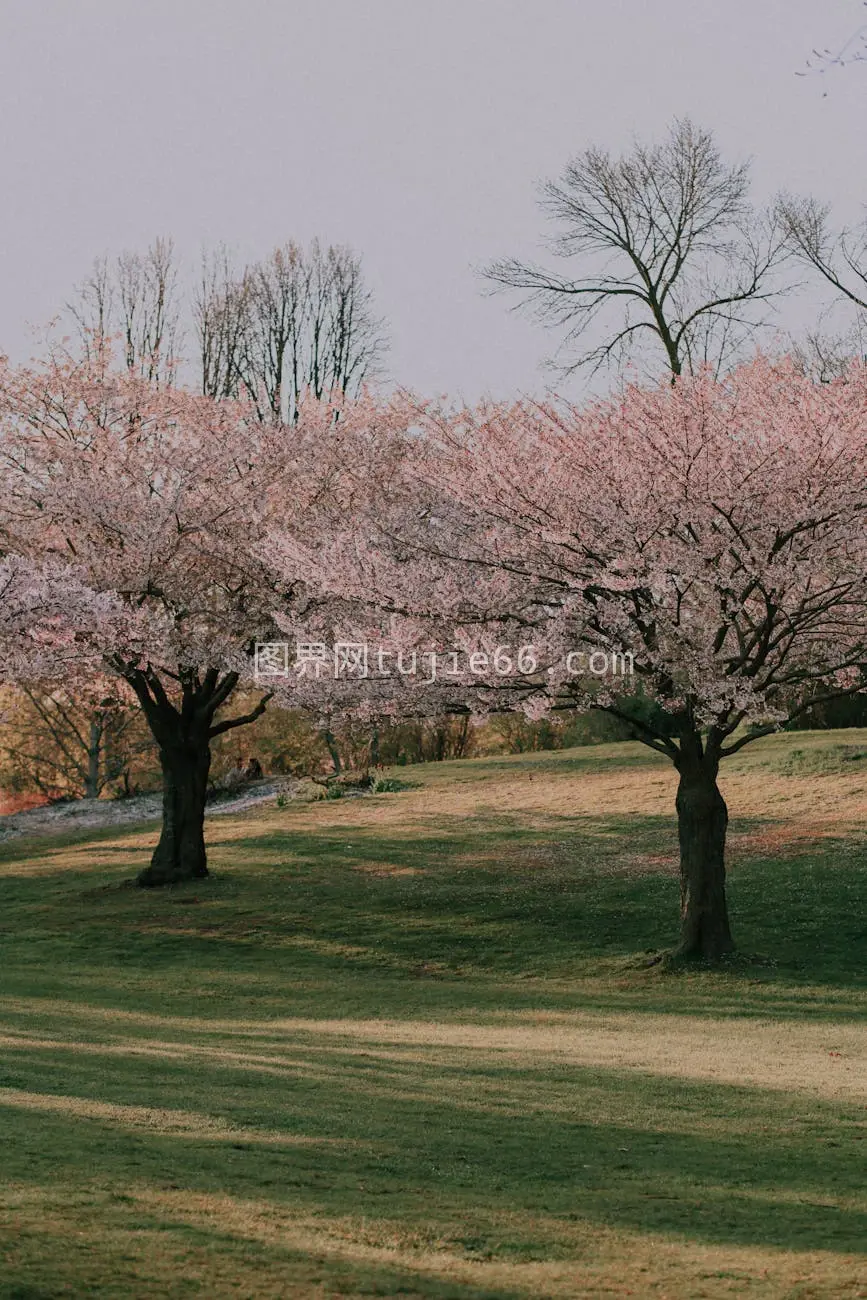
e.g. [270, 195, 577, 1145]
[1, 731, 866, 1297]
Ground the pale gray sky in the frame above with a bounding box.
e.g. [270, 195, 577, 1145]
[1, 0, 865, 400]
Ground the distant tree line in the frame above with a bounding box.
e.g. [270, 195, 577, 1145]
[68, 236, 388, 418]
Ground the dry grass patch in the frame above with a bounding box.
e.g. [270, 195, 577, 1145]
[0, 1087, 346, 1147]
[10, 1011, 863, 1106]
[260, 1011, 867, 1102]
[351, 860, 423, 877]
[50, 1183, 867, 1300]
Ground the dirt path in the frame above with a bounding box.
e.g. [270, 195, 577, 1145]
[0, 778, 297, 844]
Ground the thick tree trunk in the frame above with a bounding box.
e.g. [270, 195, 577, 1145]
[84, 717, 102, 800]
[673, 734, 735, 962]
[138, 737, 211, 886]
[119, 663, 272, 889]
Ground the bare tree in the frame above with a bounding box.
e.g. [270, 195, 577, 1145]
[193, 245, 252, 399]
[318, 242, 386, 398]
[67, 256, 114, 365]
[486, 118, 786, 380]
[68, 237, 181, 384]
[0, 686, 152, 800]
[243, 242, 307, 420]
[777, 193, 867, 313]
[116, 237, 181, 383]
[70, 234, 386, 414]
[789, 319, 867, 383]
[194, 239, 387, 419]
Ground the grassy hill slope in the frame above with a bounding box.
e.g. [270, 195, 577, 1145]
[1, 730, 866, 1297]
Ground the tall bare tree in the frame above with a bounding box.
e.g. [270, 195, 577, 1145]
[486, 118, 786, 380]
[68, 237, 181, 384]
[67, 255, 114, 365]
[242, 243, 307, 420]
[194, 239, 387, 418]
[193, 244, 252, 399]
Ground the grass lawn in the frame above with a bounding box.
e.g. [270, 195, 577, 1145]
[1, 729, 867, 1298]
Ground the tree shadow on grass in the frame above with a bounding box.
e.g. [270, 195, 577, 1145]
[210, 814, 867, 991]
[3, 811, 867, 1022]
[1, 1038, 866, 1258]
[0, 1214, 523, 1300]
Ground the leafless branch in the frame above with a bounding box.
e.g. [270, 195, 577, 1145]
[486, 118, 789, 380]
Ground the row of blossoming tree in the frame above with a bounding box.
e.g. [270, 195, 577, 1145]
[2, 347, 867, 960]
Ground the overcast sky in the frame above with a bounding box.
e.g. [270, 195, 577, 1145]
[1, 0, 865, 401]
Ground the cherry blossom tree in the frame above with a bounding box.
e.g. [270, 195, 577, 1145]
[343, 359, 867, 961]
[0, 556, 121, 683]
[0, 353, 402, 885]
[5, 345, 866, 961]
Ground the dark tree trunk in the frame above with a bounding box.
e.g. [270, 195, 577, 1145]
[456, 713, 470, 758]
[85, 718, 102, 800]
[138, 736, 211, 886]
[324, 728, 342, 775]
[117, 663, 273, 889]
[673, 730, 735, 962]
